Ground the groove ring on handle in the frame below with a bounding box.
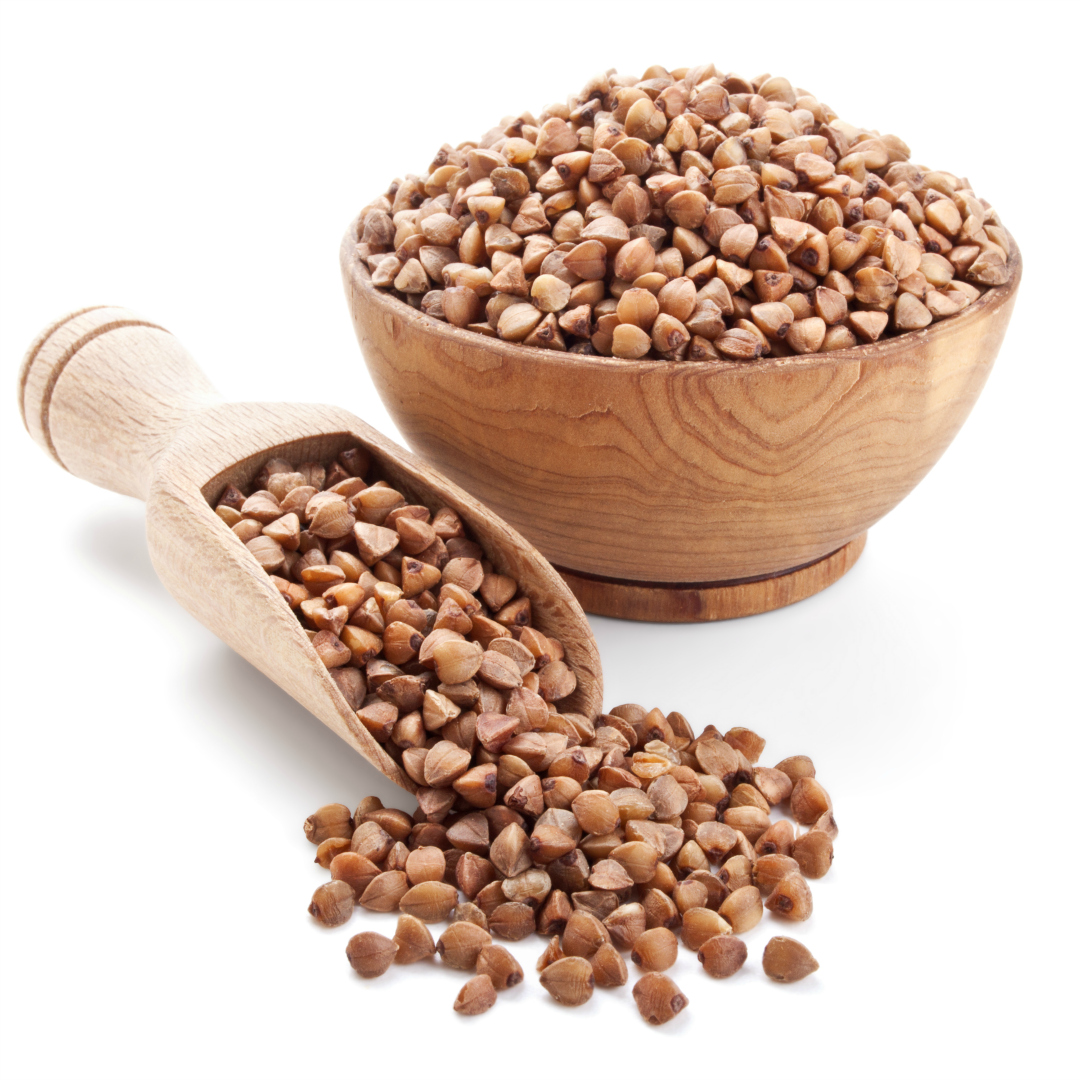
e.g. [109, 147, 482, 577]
[20, 312, 168, 469]
[17, 304, 110, 430]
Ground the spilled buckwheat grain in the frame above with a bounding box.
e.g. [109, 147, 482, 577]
[357, 63, 1012, 361]
[303, 716, 830, 1022]
[219, 433, 834, 1021]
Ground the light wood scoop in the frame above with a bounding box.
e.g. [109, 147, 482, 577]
[17, 306, 603, 791]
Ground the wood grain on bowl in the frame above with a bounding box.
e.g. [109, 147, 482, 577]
[342, 221, 1020, 621]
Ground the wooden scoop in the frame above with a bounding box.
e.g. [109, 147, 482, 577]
[18, 306, 603, 790]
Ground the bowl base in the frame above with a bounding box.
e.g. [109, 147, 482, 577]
[557, 532, 867, 623]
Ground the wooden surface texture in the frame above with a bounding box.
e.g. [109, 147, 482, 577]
[559, 532, 867, 622]
[342, 222, 1021, 610]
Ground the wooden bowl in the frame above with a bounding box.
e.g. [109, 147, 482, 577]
[341, 221, 1021, 622]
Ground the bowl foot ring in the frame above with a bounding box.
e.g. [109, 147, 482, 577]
[556, 532, 867, 623]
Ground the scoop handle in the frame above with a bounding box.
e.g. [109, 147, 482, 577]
[18, 306, 223, 500]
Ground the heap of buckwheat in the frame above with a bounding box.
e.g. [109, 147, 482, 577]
[305, 719, 830, 1024]
[217, 454, 832, 1020]
[356, 64, 1011, 361]
[213, 446, 584, 797]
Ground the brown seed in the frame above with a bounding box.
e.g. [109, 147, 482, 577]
[536, 934, 566, 973]
[698, 935, 748, 979]
[563, 239, 608, 280]
[382, 620, 423, 666]
[360, 807, 413, 842]
[812, 808, 840, 840]
[399, 881, 459, 922]
[724, 727, 766, 763]
[611, 322, 652, 359]
[753, 766, 794, 805]
[672, 880, 709, 916]
[454, 974, 497, 1016]
[304, 803, 353, 845]
[446, 812, 490, 855]
[765, 874, 814, 921]
[531, 274, 572, 313]
[625, 820, 683, 861]
[501, 868, 551, 907]
[537, 661, 576, 702]
[308, 880, 354, 927]
[729, 782, 770, 814]
[451, 902, 489, 931]
[604, 902, 647, 949]
[476, 712, 519, 754]
[775, 755, 815, 782]
[350, 821, 394, 863]
[695, 821, 740, 861]
[684, 870, 730, 910]
[719, 855, 753, 892]
[648, 773, 689, 819]
[247, 535, 285, 573]
[345, 931, 398, 978]
[451, 763, 497, 808]
[631, 927, 679, 972]
[695, 737, 740, 782]
[849, 310, 889, 342]
[572, 889, 619, 921]
[614, 236, 657, 281]
[719, 885, 764, 934]
[633, 972, 689, 1026]
[675, 839, 709, 876]
[314, 836, 352, 868]
[651, 313, 691, 353]
[681, 907, 732, 951]
[571, 790, 620, 835]
[562, 910, 611, 958]
[359, 870, 410, 912]
[792, 829, 834, 878]
[528, 825, 577, 865]
[610, 841, 660, 884]
[330, 852, 381, 897]
[893, 292, 933, 331]
[393, 913, 436, 964]
[642, 887, 680, 930]
[542, 775, 584, 811]
[477, 649, 523, 690]
[443, 286, 482, 328]
[476, 944, 524, 990]
[723, 805, 771, 843]
[762, 936, 819, 982]
[437, 921, 493, 970]
[456, 853, 499, 900]
[424, 740, 473, 789]
[755, 819, 796, 857]
[432, 638, 484, 684]
[790, 777, 832, 825]
[488, 902, 536, 941]
[539, 956, 595, 1006]
[404, 845, 446, 886]
[589, 859, 635, 891]
[537, 888, 573, 936]
[590, 943, 629, 988]
[753, 853, 802, 894]
[489, 822, 532, 878]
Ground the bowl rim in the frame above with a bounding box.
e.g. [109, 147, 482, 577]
[341, 216, 1021, 377]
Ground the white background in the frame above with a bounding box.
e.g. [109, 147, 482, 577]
[1, 3, 1077, 1077]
